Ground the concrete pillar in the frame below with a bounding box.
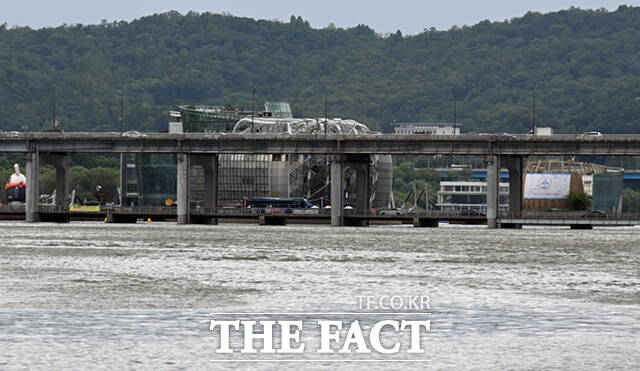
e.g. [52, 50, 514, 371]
[501, 155, 523, 214]
[330, 155, 343, 227]
[191, 154, 218, 225]
[45, 154, 70, 207]
[486, 155, 499, 228]
[203, 155, 218, 212]
[354, 162, 370, 211]
[177, 153, 189, 224]
[25, 151, 39, 222]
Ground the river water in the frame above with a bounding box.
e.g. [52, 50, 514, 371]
[0, 221, 638, 370]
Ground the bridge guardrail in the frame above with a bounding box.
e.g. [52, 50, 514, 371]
[499, 211, 640, 221]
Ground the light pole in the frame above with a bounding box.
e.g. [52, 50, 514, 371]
[120, 87, 124, 133]
[51, 88, 56, 128]
[531, 86, 537, 135]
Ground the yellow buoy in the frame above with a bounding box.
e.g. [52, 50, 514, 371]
[147, 218, 152, 223]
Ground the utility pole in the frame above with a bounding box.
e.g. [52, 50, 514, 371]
[120, 88, 124, 133]
[532, 86, 536, 135]
[324, 88, 328, 135]
[52, 89, 56, 127]
[251, 87, 256, 133]
[451, 86, 456, 134]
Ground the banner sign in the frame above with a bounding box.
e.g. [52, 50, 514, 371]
[524, 173, 571, 200]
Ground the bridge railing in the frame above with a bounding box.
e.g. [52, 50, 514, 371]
[0, 203, 26, 213]
[499, 211, 640, 221]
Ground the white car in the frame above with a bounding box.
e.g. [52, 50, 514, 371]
[122, 130, 147, 138]
[581, 131, 602, 137]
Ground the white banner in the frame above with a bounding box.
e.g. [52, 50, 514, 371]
[524, 173, 571, 200]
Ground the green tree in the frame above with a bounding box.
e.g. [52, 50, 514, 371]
[567, 191, 593, 211]
[622, 187, 640, 212]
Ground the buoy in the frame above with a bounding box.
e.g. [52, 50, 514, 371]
[147, 218, 152, 223]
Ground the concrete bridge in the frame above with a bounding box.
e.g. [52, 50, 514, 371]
[3, 132, 640, 228]
[3, 204, 638, 228]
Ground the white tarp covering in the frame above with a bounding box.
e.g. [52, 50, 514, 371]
[524, 173, 571, 199]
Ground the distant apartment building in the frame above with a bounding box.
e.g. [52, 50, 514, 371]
[392, 123, 461, 135]
[437, 181, 509, 211]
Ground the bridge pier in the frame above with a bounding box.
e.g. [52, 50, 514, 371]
[25, 151, 39, 222]
[330, 155, 344, 226]
[42, 154, 70, 207]
[353, 159, 370, 211]
[25, 151, 71, 223]
[177, 153, 190, 224]
[191, 154, 219, 225]
[331, 154, 372, 227]
[500, 155, 524, 229]
[486, 155, 499, 228]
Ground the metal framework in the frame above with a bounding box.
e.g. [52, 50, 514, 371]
[232, 117, 372, 135]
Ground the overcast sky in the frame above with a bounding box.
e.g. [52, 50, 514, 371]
[2, 1, 637, 34]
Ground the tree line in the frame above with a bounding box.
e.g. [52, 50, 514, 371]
[0, 6, 639, 135]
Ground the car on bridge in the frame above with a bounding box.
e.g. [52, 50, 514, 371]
[581, 131, 603, 137]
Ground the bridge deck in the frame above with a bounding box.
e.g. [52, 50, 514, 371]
[2, 132, 640, 156]
[1, 205, 639, 226]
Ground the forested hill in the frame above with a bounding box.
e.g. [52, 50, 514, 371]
[1, 6, 639, 134]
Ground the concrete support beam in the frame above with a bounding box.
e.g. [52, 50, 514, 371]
[25, 151, 39, 223]
[330, 155, 344, 227]
[501, 155, 523, 213]
[41, 154, 70, 207]
[353, 162, 370, 211]
[486, 155, 499, 229]
[191, 154, 219, 225]
[177, 153, 190, 224]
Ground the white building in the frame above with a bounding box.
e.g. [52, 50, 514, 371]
[393, 123, 461, 135]
[437, 181, 509, 211]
